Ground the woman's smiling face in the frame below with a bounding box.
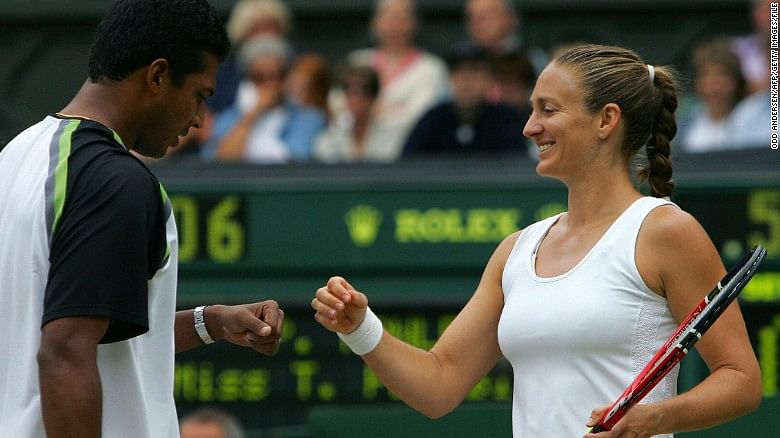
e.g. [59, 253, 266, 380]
[523, 62, 606, 181]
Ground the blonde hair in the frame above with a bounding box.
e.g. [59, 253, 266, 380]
[556, 44, 680, 198]
[227, 0, 291, 43]
[236, 35, 292, 73]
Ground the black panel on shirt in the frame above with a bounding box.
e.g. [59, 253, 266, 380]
[43, 119, 167, 344]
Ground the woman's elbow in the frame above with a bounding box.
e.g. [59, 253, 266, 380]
[419, 405, 454, 420]
[736, 364, 763, 416]
[416, 397, 461, 419]
[742, 379, 763, 415]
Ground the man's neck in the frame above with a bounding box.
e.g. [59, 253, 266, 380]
[60, 80, 137, 148]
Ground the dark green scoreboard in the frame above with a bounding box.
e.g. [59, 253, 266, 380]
[157, 156, 780, 436]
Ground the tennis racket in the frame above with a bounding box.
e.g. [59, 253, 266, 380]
[589, 245, 767, 433]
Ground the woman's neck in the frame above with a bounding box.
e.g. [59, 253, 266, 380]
[563, 168, 641, 229]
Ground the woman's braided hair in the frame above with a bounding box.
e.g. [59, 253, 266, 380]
[556, 44, 680, 198]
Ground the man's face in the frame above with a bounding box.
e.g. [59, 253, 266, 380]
[466, 0, 516, 50]
[135, 53, 219, 158]
[344, 78, 376, 118]
[247, 56, 287, 97]
[450, 62, 492, 109]
[373, 0, 416, 45]
[695, 62, 740, 115]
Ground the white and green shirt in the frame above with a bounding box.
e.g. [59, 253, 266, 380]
[0, 115, 180, 437]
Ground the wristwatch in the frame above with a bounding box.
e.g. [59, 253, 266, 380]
[194, 305, 215, 344]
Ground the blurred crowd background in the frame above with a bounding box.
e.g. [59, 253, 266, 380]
[0, 0, 773, 160]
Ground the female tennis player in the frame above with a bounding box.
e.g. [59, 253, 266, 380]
[312, 44, 761, 437]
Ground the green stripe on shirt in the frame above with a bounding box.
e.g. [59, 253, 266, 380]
[159, 184, 171, 265]
[51, 119, 81, 235]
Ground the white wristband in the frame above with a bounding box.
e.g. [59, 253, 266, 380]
[194, 305, 215, 344]
[337, 306, 383, 356]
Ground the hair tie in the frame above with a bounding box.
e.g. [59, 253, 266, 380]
[647, 64, 655, 82]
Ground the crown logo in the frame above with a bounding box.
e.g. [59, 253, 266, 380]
[345, 204, 383, 248]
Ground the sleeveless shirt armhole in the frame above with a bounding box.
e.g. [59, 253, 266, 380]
[631, 200, 680, 303]
[501, 228, 525, 298]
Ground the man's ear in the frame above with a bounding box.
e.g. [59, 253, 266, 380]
[597, 103, 621, 140]
[146, 58, 170, 92]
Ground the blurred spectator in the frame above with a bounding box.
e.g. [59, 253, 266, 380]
[343, 0, 449, 158]
[315, 65, 399, 163]
[209, 0, 292, 113]
[204, 36, 326, 163]
[180, 407, 245, 438]
[727, 0, 772, 149]
[729, 83, 771, 149]
[465, 0, 521, 56]
[461, 0, 541, 112]
[486, 51, 535, 115]
[286, 53, 332, 119]
[402, 44, 528, 156]
[678, 38, 747, 153]
[227, 0, 290, 44]
[732, 0, 771, 95]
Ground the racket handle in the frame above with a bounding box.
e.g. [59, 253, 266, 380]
[589, 424, 607, 433]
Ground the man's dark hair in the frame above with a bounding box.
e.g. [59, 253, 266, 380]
[88, 0, 230, 86]
[444, 42, 489, 72]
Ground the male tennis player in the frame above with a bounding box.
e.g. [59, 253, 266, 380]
[0, 1, 283, 437]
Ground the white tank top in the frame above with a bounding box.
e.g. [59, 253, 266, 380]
[498, 197, 678, 437]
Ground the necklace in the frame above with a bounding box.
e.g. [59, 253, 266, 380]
[54, 112, 94, 121]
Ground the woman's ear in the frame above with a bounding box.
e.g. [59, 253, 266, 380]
[597, 103, 621, 140]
